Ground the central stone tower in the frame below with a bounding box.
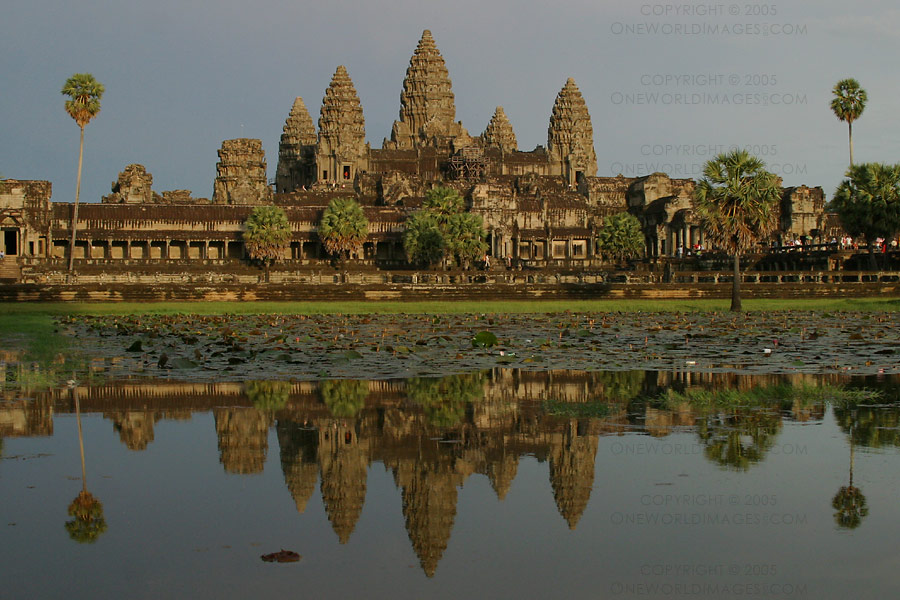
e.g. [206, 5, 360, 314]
[316, 65, 368, 185]
[547, 78, 597, 185]
[386, 30, 469, 151]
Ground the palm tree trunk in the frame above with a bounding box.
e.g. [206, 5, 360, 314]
[74, 386, 87, 493]
[730, 252, 742, 312]
[68, 126, 85, 273]
[848, 121, 854, 167]
[867, 242, 877, 270]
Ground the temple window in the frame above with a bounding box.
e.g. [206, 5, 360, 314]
[552, 240, 567, 259]
[343, 166, 351, 180]
[572, 240, 587, 258]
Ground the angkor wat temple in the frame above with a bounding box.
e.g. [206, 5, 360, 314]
[0, 30, 830, 286]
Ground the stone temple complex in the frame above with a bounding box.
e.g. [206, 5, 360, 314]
[0, 29, 835, 289]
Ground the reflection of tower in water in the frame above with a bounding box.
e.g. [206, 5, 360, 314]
[214, 407, 270, 474]
[393, 456, 466, 578]
[318, 421, 369, 544]
[277, 420, 319, 514]
[549, 421, 599, 529]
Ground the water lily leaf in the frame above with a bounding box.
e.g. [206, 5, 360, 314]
[472, 331, 498, 348]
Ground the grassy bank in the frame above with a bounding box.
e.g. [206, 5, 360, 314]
[1, 296, 898, 318]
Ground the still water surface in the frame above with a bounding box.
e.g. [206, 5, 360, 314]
[2, 370, 899, 599]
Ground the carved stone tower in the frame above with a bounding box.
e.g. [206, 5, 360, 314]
[316, 65, 368, 185]
[547, 78, 597, 185]
[481, 106, 518, 153]
[212, 138, 272, 205]
[275, 97, 318, 192]
[387, 30, 469, 151]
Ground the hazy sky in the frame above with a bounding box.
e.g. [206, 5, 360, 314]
[3, 0, 899, 204]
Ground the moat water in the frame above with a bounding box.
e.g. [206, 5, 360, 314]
[2, 369, 899, 599]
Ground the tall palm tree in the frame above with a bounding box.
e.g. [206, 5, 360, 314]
[695, 149, 781, 312]
[830, 78, 867, 167]
[61, 73, 105, 274]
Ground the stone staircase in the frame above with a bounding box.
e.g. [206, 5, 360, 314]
[0, 256, 21, 282]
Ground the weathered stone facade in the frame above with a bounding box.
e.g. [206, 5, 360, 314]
[0, 28, 837, 284]
[212, 138, 272, 205]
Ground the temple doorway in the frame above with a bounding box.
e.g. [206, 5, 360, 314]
[2, 227, 19, 256]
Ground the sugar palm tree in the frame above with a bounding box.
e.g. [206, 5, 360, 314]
[243, 205, 291, 282]
[695, 149, 781, 312]
[830, 162, 900, 269]
[317, 197, 369, 260]
[61, 73, 105, 273]
[831, 78, 867, 167]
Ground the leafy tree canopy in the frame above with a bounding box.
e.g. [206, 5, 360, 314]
[318, 197, 369, 258]
[830, 78, 867, 125]
[830, 162, 900, 244]
[62, 73, 105, 128]
[243, 205, 291, 270]
[596, 212, 645, 261]
[403, 186, 486, 268]
[695, 149, 781, 255]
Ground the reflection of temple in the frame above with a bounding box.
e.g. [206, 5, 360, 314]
[21, 368, 867, 576]
[214, 407, 270, 474]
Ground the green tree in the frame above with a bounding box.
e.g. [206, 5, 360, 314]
[403, 211, 446, 267]
[596, 212, 645, 262]
[695, 150, 781, 312]
[403, 186, 486, 269]
[830, 78, 867, 167]
[318, 197, 369, 260]
[243, 205, 291, 282]
[445, 212, 488, 269]
[422, 185, 465, 216]
[830, 163, 900, 269]
[61, 73, 105, 274]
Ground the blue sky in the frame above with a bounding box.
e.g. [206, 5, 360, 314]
[3, 0, 899, 204]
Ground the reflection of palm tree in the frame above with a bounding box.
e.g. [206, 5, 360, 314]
[406, 373, 485, 428]
[245, 380, 291, 413]
[319, 380, 368, 418]
[697, 409, 781, 471]
[832, 423, 869, 529]
[65, 385, 107, 543]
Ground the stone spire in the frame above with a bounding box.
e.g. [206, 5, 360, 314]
[316, 65, 367, 183]
[481, 106, 518, 153]
[388, 30, 468, 150]
[486, 452, 519, 500]
[275, 97, 317, 192]
[547, 77, 598, 182]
